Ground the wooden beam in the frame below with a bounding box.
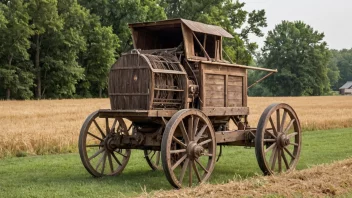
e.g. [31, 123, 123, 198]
[192, 32, 211, 60]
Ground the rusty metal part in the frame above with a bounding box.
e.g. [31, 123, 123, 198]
[161, 109, 216, 188]
[78, 111, 131, 177]
[255, 103, 302, 175]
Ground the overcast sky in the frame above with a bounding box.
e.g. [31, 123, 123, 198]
[244, 0, 352, 50]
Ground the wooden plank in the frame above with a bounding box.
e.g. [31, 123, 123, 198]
[205, 85, 224, 92]
[228, 76, 243, 82]
[225, 75, 228, 107]
[202, 107, 249, 116]
[205, 74, 225, 80]
[228, 100, 243, 107]
[215, 130, 246, 144]
[243, 70, 248, 106]
[228, 92, 243, 99]
[228, 86, 243, 92]
[205, 98, 225, 107]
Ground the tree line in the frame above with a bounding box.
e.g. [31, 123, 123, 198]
[0, 0, 351, 99]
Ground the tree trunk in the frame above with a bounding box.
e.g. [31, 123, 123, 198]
[99, 86, 102, 98]
[6, 88, 10, 100]
[35, 34, 41, 99]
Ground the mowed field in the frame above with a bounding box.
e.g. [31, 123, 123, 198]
[0, 96, 352, 158]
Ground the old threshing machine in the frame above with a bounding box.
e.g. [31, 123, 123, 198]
[78, 19, 302, 188]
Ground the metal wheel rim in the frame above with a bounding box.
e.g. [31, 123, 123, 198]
[161, 109, 216, 188]
[79, 111, 131, 176]
[255, 103, 302, 175]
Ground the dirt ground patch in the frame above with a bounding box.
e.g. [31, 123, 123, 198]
[144, 158, 352, 198]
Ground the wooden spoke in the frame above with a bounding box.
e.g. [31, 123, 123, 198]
[280, 110, 287, 133]
[269, 117, 278, 135]
[188, 115, 194, 141]
[287, 132, 298, 139]
[111, 152, 122, 166]
[195, 158, 209, 173]
[265, 129, 277, 138]
[115, 150, 128, 158]
[105, 118, 110, 134]
[290, 142, 299, 146]
[198, 138, 212, 146]
[93, 120, 106, 138]
[107, 152, 114, 173]
[192, 160, 201, 182]
[170, 149, 187, 154]
[101, 151, 107, 174]
[87, 132, 104, 142]
[264, 139, 276, 142]
[284, 147, 295, 159]
[150, 150, 157, 160]
[276, 109, 280, 132]
[189, 159, 192, 187]
[195, 125, 208, 142]
[155, 151, 160, 166]
[111, 119, 118, 132]
[193, 117, 200, 136]
[179, 159, 190, 183]
[269, 146, 278, 170]
[265, 143, 276, 153]
[171, 154, 187, 170]
[86, 144, 102, 147]
[283, 119, 295, 134]
[95, 151, 106, 171]
[281, 152, 290, 170]
[202, 153, 213, 157]
[179, 121, 189, 143]
[278, 149, 282, 173]
[88, 148, 105, 161]
[172, 136, 187, 148]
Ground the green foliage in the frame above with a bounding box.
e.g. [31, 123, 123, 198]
[262, 21, 331, 96]
[0, 0, 34, 99]
[78, 0, 167, 54]
[330, 49, 352, 89]
[161, 0, 267, 65]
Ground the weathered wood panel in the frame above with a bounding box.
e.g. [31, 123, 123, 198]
[205, 74, 225, 107]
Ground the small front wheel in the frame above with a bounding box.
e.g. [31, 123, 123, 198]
[78, 111, 131, 177]
[255, 103, 302, 175]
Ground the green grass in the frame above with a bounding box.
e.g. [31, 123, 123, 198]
[0, 128, 352, 198]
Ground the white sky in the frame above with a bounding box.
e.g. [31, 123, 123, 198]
[244, 0, 352, 50]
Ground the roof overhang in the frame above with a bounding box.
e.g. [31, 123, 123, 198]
[129, 18, 234, 38]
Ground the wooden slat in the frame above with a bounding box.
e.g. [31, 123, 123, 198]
[202, 107, 249, 116]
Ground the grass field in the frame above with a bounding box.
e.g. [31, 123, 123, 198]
[0, 128, 351, 197]
[1, 96, 352, 158]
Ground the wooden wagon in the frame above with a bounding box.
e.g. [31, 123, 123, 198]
[78, 19, 302, 188]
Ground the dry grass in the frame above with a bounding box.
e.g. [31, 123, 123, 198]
[0, 96, 352, 158]
[146, 157, 352, 198]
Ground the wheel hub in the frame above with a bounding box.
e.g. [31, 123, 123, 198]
[278, 133, 290, 148]
[187, 141, 205, 159]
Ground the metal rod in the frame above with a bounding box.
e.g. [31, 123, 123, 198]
[248, 72, 275, 89]
[192, 32, 211, 60]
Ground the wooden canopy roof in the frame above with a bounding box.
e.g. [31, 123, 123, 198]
[129, 18, 234, 38]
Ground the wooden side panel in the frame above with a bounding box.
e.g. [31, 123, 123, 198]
[205, 74, 225, 107]
[200, 62, 248, 112]
[228, 76, 243, 107]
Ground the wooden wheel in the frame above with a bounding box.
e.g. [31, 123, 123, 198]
[255, 103, 302, 175]
[79, 111, 131, 177]
[144, 150, 162, 170]
[161, 109, 216, 188]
